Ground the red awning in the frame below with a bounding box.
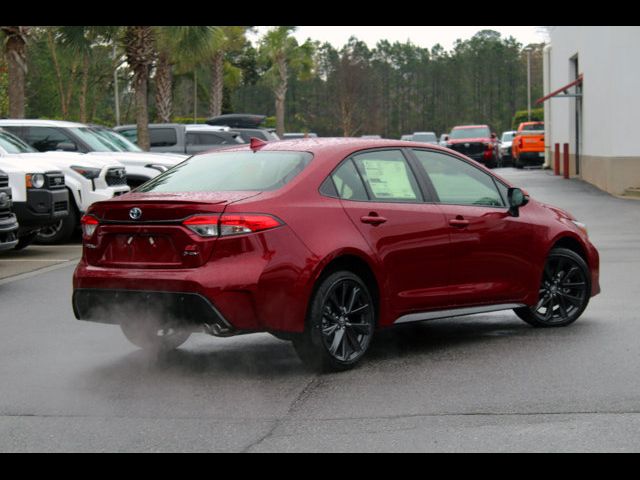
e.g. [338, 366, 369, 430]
[536, 74, 583, 105]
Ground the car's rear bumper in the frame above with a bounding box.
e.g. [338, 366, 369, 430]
[517, 151, 545, 164]
[72, 288, 237, 335]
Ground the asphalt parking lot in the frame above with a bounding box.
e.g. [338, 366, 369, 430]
[1, 168, 639, 452]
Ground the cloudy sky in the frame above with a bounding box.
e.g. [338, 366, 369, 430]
[250, 26, 549, 51]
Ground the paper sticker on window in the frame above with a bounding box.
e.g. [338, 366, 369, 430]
[360, 159, 417, 200]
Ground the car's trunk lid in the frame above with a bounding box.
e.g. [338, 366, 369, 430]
[85, 191, 259, 269]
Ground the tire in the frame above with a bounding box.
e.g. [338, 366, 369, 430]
[120, 315, 191, 352]
[292, 270, 376, 372]
[514, 156, 523, 169]
[514, 247, 591, 327]
[14, 231, 38, 251]
[36, 207, 77, 244]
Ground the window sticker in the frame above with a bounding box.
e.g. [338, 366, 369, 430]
[360, 159, 417, 200]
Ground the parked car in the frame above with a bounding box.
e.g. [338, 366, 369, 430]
[282, 133, 318, 139]
[0, 129, 70, 249]
[113, 123, 244, 156]
[400, 134, 413, 141]
[0, 169, 19, 252]
[205, 114, 280, 142]
[73, 138, 600, 371]
[0, 123, 130, 243]
[512, 121, 545, 169]
[444, 125, 500, 168]
[0, 120, 184, 190]
[411, 131, 438, 145]
[360, 135, 382, 139]
[499, 131, 517, 166]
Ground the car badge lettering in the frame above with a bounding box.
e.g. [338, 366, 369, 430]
[129, 207, 142, 220]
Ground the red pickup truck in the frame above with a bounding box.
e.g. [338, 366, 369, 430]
[444, 125, 500, 168]
[512, 122, 545, 168]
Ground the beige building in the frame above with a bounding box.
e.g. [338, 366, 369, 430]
[540, 26, 640, 196]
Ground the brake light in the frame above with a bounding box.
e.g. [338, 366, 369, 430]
[183, 214, 282, 238]
[81, 214, 99, 238]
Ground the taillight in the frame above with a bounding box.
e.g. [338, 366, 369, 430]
[183, 214, 283, 238]
[219, 214, 282, 236]
[81, 214, 99, 239]
[183, 215, 220, 237]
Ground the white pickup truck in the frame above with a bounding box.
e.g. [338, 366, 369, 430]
[0, 128, 129, 244]
[0, 120, 187, 189]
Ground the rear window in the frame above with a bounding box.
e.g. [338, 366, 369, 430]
[137, 151, 313, 193]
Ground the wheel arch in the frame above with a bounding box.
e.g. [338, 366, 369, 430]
[306, 250, 384, 326]
[549, 234, 589, 266]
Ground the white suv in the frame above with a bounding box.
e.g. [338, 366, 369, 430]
[0, 127, 129, 244]
[0, 120, 186, 190]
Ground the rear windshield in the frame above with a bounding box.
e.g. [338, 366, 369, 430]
[521, 123, 544, 131]
[450, 127, 491, 139]
[137, 151, 313, 193]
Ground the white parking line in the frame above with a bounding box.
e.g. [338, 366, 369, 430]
[0, 259, 76, 262]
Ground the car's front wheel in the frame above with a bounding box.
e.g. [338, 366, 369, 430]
[292, 271, 376, 371]
[515, 247, 591, 327]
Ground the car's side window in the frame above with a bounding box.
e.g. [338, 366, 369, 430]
[149, 128, 177, 148]
[24, 127, 77, 152]
[118, 129, 138, 144]
[412, 149, 505, 207]
[331, 159, 369, 201]
[352, 150, 423, 203]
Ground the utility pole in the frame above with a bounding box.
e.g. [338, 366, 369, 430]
[526, 47, 532, 121]
[113, 42, 120, 126]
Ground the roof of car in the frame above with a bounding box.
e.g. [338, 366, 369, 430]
[0, 119, 86, 128]
[197, 137, 456, 159]
[452, 125, 490, 130]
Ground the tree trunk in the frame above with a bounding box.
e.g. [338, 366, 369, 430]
[274, 55, 288, 137]
[46, 30, 68, 119]
[154, 51, 172, 123]
[209, 50, 224, 117]
[5, 34, 27, 118]
[79, 52, 89, 123]
[134, 68, 150, 150]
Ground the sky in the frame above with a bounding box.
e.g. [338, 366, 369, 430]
[250, 26, 549, 51]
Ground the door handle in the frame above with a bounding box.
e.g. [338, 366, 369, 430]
[360, 214, 387, 226]
[449, 217, 470, 228]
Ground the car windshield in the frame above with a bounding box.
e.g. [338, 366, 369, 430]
[0, 130, 37, 154]
[69, 127, 121, 152]
[521, 123, 544, 131]
[90, 128, 143, 152]
[501, 132, 516, 142]
[137, 151, 313, 193]
[450, 127, 491, 139]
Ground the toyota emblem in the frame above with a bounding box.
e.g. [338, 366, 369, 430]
[129, 207, 142, 220]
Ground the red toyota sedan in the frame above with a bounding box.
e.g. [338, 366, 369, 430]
[73, 138, 600, 371]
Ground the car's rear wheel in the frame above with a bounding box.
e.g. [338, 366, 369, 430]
[292, 271, 375, 371]
[120, 315, 191, 352]
[515, 247, 591, 327]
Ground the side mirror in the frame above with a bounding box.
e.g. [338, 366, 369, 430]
[507, 187, 529, 217]
[491, 133, 497, 139]
[443, 135, 449, 141]
[56, 142, 77, 152]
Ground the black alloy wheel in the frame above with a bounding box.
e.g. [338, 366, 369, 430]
[515, 248, 591, 327]
[293, 271, 375, 371]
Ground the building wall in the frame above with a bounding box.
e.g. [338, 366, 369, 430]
[545, 26, 640, 194]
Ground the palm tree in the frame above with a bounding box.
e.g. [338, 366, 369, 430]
[154, 26, 218, 123]
[258, 26, 313, 137]
[0, 26, 30, 118]
[57, 26, 115, 123]
[208, 26, 248, 118]
[123, 26, 156, 150]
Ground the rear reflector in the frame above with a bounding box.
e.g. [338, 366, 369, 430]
[183, 214, 282, 238]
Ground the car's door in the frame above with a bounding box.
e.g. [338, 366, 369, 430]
[410, 148, 534, 306]
[332, 148, 452, 315]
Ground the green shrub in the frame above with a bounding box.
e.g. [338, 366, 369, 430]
[512, 108, 544, 129]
